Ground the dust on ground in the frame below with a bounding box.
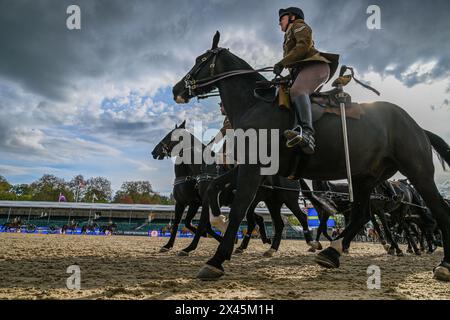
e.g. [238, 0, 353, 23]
[0, 233, 448, 300]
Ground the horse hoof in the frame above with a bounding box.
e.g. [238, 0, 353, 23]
[197, 264, 224, 281]
[159, 247, 171, 253]
[415, 251, 422, 256]
[433, 262, 450, 281]
[315, 247, 340, 269]
[263, 239, 272, 245]
[388, 248, 396, 255]
[343, 248, 349, 254]
[316, 242, 323, 250]
[383, 244, 391, 252]
[307, 241, 321, 251]
[234, 248, 244, 254]
[396, 251, 404, 257]
[263, 248, 276, 257]
[178, 250, 189, 257]
[307, 247, 316, 253]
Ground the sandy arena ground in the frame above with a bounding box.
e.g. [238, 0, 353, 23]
[0, 232, 449, 300]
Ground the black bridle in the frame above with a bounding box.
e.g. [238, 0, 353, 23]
[160, 141, 171, 158]
[184, 47, 225, 97]
[183, 47, 273, 98]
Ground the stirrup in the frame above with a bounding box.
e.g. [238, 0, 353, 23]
[284, 126, 303, 148]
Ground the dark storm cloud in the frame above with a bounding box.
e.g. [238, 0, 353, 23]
[314, 0, 450, 87]
[1, 0, 449, 102]
[1, 0, 450, 162]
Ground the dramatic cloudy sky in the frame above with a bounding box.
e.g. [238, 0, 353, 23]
[1, 0, 449, 196]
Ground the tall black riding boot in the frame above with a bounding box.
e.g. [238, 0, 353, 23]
[284, 94, 315, 154]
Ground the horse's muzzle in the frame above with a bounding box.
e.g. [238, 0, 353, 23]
[175, 95, 189, 104]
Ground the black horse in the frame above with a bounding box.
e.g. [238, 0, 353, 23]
[312, 180, 398, 253]
[376, 180, 438, 255]
[100, 222, 117, 235]
[2, 217, 23, 232]
[61, 221, 78, 234]
[184, 169, 318, 257]
[311, 181, 352, 248]
[172, 32, 450, 281]
[371, 180, 425, 256]
[151, 121, 269, 252]
[81, 222, 98, 234]
[313, 179, 438, 256]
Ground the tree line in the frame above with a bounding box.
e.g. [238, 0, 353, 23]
[0, 174, 174, 204]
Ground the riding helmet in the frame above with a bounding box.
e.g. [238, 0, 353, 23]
[278, 7, 305, 21]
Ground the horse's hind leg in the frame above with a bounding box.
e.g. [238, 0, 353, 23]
[235, 201, 259, 254]
[254, 213, 271, 244]
[264, 199, 284, 257]
[402, 173, 450, 280]
[179, 198, 222, 256]
[377, 210, 403, 256]
[403, 222, 421, 255]
[316, 179, 374, 268]
[283, 190, 322, 251]
[370, 211, 389, 251]
[184, 203, 200, 236]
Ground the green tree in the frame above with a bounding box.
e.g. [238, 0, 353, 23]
[0, 176, 15, 200]
[11, 184, 33, 201]
[29, 174, 74, 202]
[82, 177, 112, 203]
[113, 181, 174, 204]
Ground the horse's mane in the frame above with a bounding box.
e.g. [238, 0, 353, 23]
[225, 49, 268, 82]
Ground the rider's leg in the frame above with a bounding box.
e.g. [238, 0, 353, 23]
[284, 62, 330, 154]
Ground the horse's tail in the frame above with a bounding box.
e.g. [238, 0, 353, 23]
[424, 130, 450, 170]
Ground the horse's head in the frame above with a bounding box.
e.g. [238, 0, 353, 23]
[173, 31, 228, 103]
[151, 120, 186, 159]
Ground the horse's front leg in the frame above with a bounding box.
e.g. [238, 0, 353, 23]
[197, 165, 262, 280]
[207, 167, 239, 232]
[178, 198, 218, 256]
[160, 202, 185, 252]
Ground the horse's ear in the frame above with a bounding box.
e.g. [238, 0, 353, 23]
[211, 31, 220, 50]
[175, 123, 178, 129]
[180, 120, 186, 128]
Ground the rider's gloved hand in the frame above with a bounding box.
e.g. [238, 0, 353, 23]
[273, 62, 284, 76]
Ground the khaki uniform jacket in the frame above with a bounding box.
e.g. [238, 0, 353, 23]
[212, 116, 232, 143]
[279, 19, 339, 80]
[210, 116, 232, 167]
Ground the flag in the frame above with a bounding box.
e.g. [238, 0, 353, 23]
[58, 193, 67, 202]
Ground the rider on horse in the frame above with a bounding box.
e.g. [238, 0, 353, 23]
[207, 101, 232, 169]
[274, 7, 339, 154]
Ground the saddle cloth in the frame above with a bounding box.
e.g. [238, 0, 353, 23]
[311, 102, 363, 122]
[254, 82, 363, 122]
